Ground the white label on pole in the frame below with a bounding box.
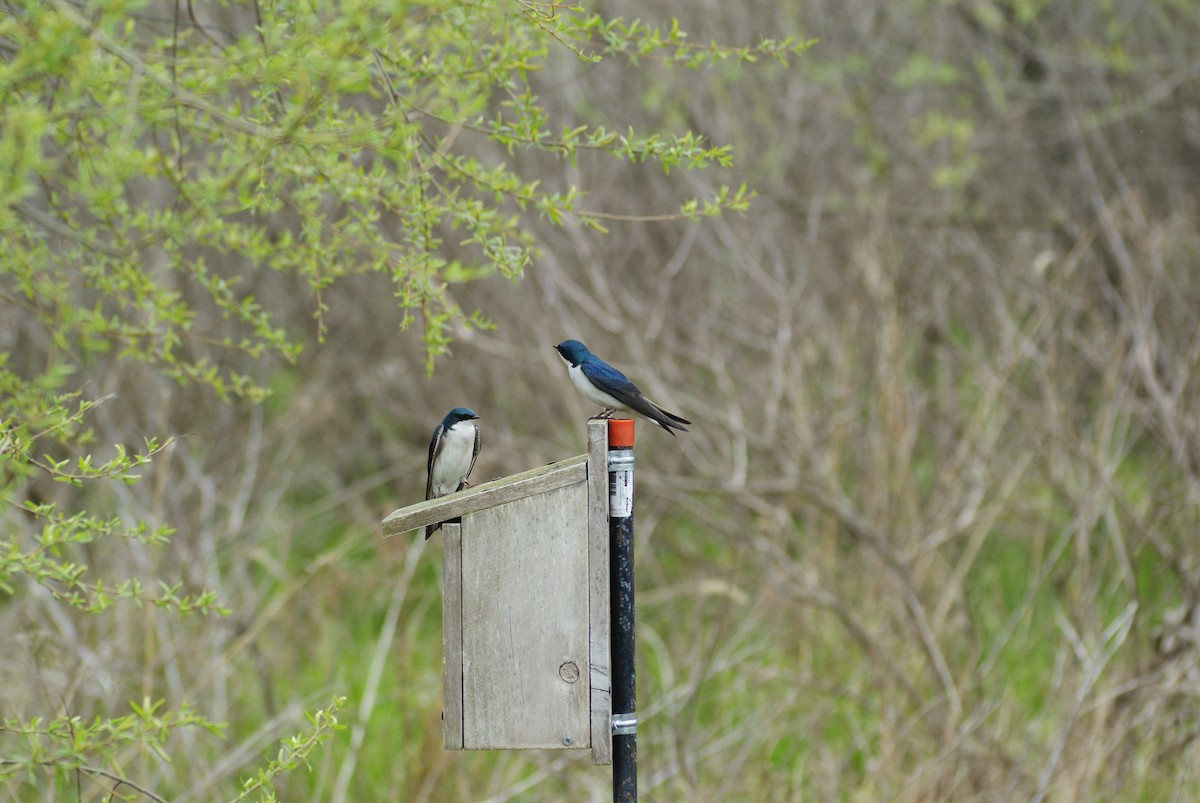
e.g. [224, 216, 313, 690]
[611, 469, 633, 518]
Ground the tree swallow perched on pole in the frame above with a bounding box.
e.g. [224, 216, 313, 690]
[554, 340, 691, 435]
[424, 407, 482, 539]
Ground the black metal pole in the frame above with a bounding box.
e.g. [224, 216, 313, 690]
[607, 420, 636, 803]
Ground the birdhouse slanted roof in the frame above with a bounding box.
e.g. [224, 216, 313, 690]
[382, 453, 587, 537]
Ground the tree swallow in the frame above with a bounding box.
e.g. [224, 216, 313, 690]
[554, 339, 691, 435]
[424, 407, 482, 539]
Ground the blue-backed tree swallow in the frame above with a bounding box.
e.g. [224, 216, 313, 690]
[554, 340, 691, 435]
[424, 407, 482, 539]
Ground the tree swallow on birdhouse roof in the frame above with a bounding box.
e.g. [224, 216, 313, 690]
[554, 339, 691, 435]
[424, 407, 482, 539]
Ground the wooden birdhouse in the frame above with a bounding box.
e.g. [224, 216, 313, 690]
[382, 421, 612, 765]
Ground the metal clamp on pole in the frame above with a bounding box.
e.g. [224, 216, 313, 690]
[607, 449, 634, 521]
[611, 713, 637, 736]
[607, 451, 635, 471]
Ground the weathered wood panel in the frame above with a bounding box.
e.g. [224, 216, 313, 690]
[586, 420, 612, 765]
[382, 455, 586, 538]
[442, 522, 464, 749]
[460, 482, 591, 749]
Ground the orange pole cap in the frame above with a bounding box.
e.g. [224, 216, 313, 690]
[608, 418, 635, 447]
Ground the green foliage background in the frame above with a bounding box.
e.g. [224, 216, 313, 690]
[4, 0, 1200, 800]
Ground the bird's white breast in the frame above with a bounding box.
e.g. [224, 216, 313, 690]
[430, 422, 476, 497]
[567, 362, 625, 410]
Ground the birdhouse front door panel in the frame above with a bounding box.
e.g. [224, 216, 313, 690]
[456, 481, 591, 750]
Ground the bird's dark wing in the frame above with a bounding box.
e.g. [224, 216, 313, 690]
[425, 426, 445, 540]
[583, 359, 690, 434]
[631, 395, 692, 434]
[425, 425, 443, 500]
[457, 426, 482, 492]
[653, 405, 692, 426]
[580, 357, 641, 399]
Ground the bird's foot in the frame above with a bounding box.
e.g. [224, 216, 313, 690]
[589, 409, 617, 420]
